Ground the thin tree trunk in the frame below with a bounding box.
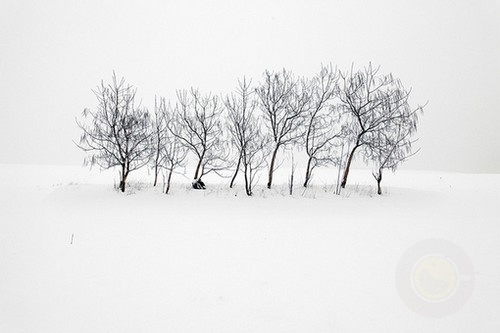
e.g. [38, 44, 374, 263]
[335, 144, 345, 195]
[244, 161, 251, 196]
[341, 144, 359, 188]
[153, 163, 159, 187]
[267, 145, 280, 189]
[119, 164, 128, 192]
[230, 152, 242, 188]
[166, 168, 173, 194]
[303, 155, 313, 188]
[153, 143, 160, 186]
[377, 168, 383, 195]
[194, 156, 203, 180]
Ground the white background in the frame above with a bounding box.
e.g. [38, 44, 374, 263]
[1, 0, 499, 172]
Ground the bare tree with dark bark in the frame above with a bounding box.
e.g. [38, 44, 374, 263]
[225, 77, 271, 195]
[75, 73, 151, 192]
[160, 137, 188, 194]
[241, 140, 269, 196]
[338, 63, 419, 188]
[151, 96, 167, 187]
[170, 88, 228, 188]
[224, 77, 257, 188]
[303, 64, 345, 187]
[256, 69, 310, 189]
[153, 97, 188, 194]
[367, 100, 421, 195]
[241, 118, 271, 196]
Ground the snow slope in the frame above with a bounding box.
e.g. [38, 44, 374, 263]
[0, 164, 499, 332]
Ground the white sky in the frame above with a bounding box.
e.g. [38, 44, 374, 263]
[0, 0, 499, 172]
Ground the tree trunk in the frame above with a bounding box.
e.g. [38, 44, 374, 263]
[153, 148, 160, 187]
[230, 152, 242, 188]
[119, 164, 128, 192]
[244, 162, 251, 196]
[303, 156, 313, 188]
[267, 145, 280, 189]
[377, 168, 383, 195]
[153, 163, 159, 187]
[194, 156, 203, 180]
[341, 145, 359, 188]
[334, 144, 345, 195]
[166, 168, 173, 194]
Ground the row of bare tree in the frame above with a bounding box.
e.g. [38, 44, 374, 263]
[76, 63, 424, 195]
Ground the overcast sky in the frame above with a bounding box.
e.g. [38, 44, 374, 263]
[0, 0, 499, 173]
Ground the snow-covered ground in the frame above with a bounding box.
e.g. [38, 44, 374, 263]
[0, 164, 499, 332]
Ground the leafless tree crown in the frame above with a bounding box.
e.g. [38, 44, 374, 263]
[337, 63, 422, 189]
[76, 73, 151, 192]
[225, 78, 271, 195]
[255, 69, 310, 189]
[303, 64, 346, 187]
[76, 64, 424, 194]
[169, 88, 229, 182]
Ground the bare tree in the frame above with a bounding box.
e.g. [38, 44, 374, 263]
[170, 88, 228, 188]
[303, 64, 345, 187]
[76, 73, 151, 192]
[154, 97, 188, 194]
[368, 102, 421, 195]
[161, 138, 188, 194]
[162, 134, 188, 194]
[151, 96, 167, 187]
[338, 63, 419, 188]
[225, 77, 271, 195]
[256, 69, 310, 189]
[334, 143, 346, 195]
[224, 77, 257, 188]
[242, 125, 271, 196]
